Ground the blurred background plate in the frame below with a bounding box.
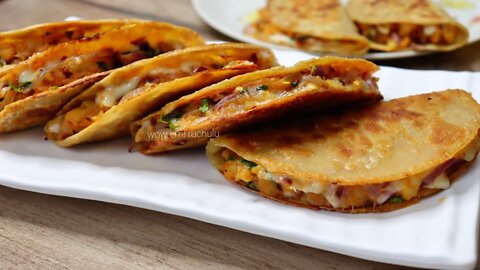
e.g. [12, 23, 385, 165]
[192, 0, 480, 60]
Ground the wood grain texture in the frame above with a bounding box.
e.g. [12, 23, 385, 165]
[0, 0, 478, 269]
[0, 185, 413, 270]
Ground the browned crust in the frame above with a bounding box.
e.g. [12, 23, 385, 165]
[136, 86, 382, 154]
[225, 154, 477, 213]
[50, 44, 277, 147]
[0, 72, 109, 133]
[255, 0, 370, 55]
[132, 57, 381, 154]
[56, 69, 257, 147]
[0, 19, 146, 64]
[211, 90, 480, 186]
[146, 57, 379, 114]
[0, 22, 204, 133]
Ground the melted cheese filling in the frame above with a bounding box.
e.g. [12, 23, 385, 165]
[45, 60, 255, 141]
[155, 67, 378, 133]
[0, 43, 161, 107]
[218, 137, 479, 209]
[356, 23, 460, 50]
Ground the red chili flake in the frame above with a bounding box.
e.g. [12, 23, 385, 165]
[283, 178, 293, 185]
[335, 186, 345, 198]
[62, 68, 73, 78]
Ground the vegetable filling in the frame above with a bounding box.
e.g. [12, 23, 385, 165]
[45, 59, 257, 140]
[356, 23, 460, 49]
[0, 38, 168, 108]
[156, 64, 378, 133]
[217, 137, 479, 209]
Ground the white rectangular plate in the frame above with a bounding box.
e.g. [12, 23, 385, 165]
[0, 49, 478, 270]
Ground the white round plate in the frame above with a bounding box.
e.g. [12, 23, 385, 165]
[192, 0, 480, 60]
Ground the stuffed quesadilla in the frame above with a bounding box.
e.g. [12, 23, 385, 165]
[346, 0, 469, 51]
[0, 22, 203, 133]
[0, 19, 143, 75]
[206, 90, 480, 213]
[131, 56, 382, 154]
[245, 0, 369, 55]
[44, 43, 276, 147]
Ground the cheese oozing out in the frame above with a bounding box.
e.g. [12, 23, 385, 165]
[356, 23, 460, 50]
[44, 59, 257, 141]
[217, 137, 480, 209]
[152, 64, 379, 134]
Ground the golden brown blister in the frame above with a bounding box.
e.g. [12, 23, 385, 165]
[206, 90, 480, 213]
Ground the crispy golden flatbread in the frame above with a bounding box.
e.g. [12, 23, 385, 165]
[44, 44, 277, 147]
[346, 0, 469, 51]
[0, 19, 144, 74]
[131, 56, 382, 154]
[206, 90, 480, 213]
[245, 0, 369, 55]
[0, 22, 204, 133]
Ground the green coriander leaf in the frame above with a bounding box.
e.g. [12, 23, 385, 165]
[8, 83, 21, 92]
[246, 181, 258, 191]
[21, 81, 32, 89]
[389, 196, 404, 204]
[161, 111, 184, 131]
[160, 114, 170, 123]
[168, 121, 178, 131]
[240, 159, 257, 169]
[199, 98, 210, 113]
[256, 84, 268, 91]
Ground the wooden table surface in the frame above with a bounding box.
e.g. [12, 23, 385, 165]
[0, 0, 479, 269]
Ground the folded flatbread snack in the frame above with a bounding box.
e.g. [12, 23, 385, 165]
[245, 0, 369, 55]
[346, 0, 469, 51]
[0, 19, 143, 75]
[206, 90, 480, 213]
[131, 56, 382, 154]
[44, 44, 277, 147]
[0, 22, 203, 133]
